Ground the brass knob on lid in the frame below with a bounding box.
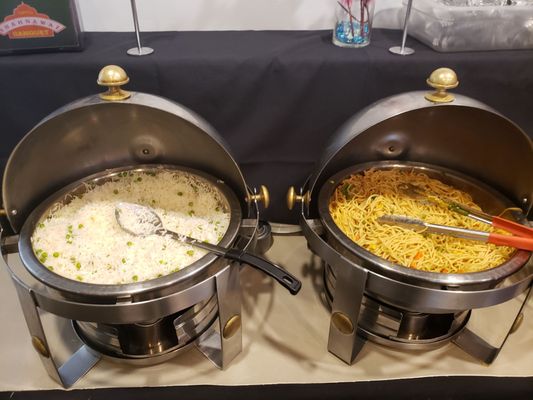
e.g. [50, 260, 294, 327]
[287, 186, 310, 210]
[424, 67, 459, 104]
[248, 185, 270, 208]
[97, 65, 131, 101]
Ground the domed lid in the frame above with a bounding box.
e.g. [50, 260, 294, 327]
[3, 66, 249, 232]
[307, 68, 532, 217]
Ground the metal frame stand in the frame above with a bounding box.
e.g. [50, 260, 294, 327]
[12, 278, 101, 388]
[9, 262, 244, 386]
[196, 263, 243, 369]
[301, 210, 533, 366]
[327, 262, 368, 363]
[453, 285, 532, 364]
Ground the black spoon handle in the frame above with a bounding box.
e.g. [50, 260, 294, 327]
[225, 249, 301, 295]
[163, 230, 301, 295]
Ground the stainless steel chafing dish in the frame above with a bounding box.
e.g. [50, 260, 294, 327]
[287, 68, 533, 365]
[0, 65, 300, 387]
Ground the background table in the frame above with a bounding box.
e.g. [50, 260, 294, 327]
[1, 29, 532, 223]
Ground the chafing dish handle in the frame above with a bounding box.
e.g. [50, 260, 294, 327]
[225, 249, 302, 295]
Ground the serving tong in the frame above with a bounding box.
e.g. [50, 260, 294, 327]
[378, 215, 533, 251]
[380, 183, 533, 251]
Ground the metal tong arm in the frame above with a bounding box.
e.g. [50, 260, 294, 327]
[378, 215, 533, 251]
[449, 202, 533, 238]
[399, 183, 533, 238]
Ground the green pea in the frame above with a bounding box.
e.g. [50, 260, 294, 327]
[121, 258, 126, 264]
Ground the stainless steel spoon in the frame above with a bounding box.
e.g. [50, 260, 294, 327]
[115, 202, 301, 294]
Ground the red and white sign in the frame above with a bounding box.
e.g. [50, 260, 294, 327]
[0, 2, 66, 39]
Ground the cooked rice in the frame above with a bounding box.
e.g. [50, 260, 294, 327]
[31, 170, 230, 284]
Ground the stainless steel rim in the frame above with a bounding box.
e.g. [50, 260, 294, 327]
[317, 160, 531, 288]
[18, 164, 243, 301]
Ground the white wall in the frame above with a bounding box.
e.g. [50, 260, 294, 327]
[77, 0, 404, 31]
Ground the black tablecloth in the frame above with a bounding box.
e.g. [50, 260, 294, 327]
[1, 377, 533, 400]
[1, 29, 532, 223]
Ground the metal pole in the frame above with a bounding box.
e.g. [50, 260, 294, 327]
[389, 0, 415, 56]
[127, 0, 154, 56]
[131, 0, 142, 53]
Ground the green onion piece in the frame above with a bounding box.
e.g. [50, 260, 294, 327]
[127, 241, 133, 247]
[177, 191, 183, 196]
[186, 250, 194, 256]
[47, 266, 54, 271]
[121, 258, 126, 264]
[78, 223, 84, 229]
[53, 252, 60, 258]
[76, 275, 83, 281]
[132, 275, 138, 282]
[188, 202, 194, 207]
[113, 189, 119, 195]
[76, 262, 81, 270]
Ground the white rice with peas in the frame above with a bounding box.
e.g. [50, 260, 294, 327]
[31, 170, 230, 284]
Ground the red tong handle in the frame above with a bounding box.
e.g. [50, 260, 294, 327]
[488, 233, 533, 251]
[492, 217, 533, 238]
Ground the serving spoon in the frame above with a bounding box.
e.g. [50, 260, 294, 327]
[115, 202, 301, 294]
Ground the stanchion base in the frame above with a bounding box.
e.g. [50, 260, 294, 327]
[389, 46, 415, 56]
[127, 47, 154, 56]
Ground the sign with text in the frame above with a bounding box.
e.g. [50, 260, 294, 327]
[0, 0, 82, 55]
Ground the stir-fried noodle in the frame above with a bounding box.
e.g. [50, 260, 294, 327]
[329, 169, 514, 273]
